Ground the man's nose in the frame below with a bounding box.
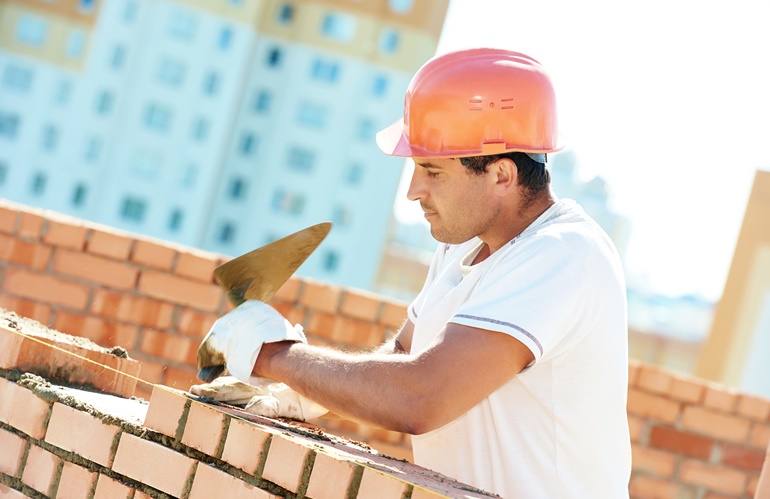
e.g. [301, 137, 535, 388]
[406, 167, 424, 201]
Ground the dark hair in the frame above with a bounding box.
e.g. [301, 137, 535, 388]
[459, 152, 550, 201]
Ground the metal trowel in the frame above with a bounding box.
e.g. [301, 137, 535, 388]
[197, 222, 332, 382]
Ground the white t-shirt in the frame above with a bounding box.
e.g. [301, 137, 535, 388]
[408, 199, 631, 498]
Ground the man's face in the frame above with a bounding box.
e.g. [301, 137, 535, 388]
[407, 157, 499, 244]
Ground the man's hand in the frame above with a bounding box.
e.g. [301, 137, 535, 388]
[196, 300, 307, 383]
[189, 376, 328, 421]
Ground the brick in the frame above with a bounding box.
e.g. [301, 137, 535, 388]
[138, 270, 221, 312]
[90, 289, 174, 328]
[136, 359, 166, 384]
[175, 251, 218, 283]
[188, 463, 270, 499]
[379, 300, 408, 328]
[736, 394, 770, 421]
[53, 311, 139, 350]
[163, 366, 201, 391]
[637, 365, 673, 394]
[628, 361, 640, 387]
[333, 317, 383, 347]
[411, 488, 446, 499]
[0, 377, 52, 439]
[340, 290, 382, 321]
[139, 329, 198, 365]
[629, 475, 689, 499]
[679, 459, 747, 495]
[704, 386, 738, 413]
[0, 234, 52, 269]
[221, 418, 271, 474]
[3, 267, 89, 309]
[305, 311, 338, 342]
[357, 468, 410, 499]
[93, 474, 133, 499]
[629, 443, 676, 479]
[87, 229, 133, 260]
[53, 249, 138, 290]
[143, 385, 190, 439]
[0, 484, 28, 498]
[627, 388, 681, 424]
[669, 376, 706, 403]
[299, 280, 341, 314]
[649, 425, 714, 459]
[21, 445, 61, 497]
[261, 435, 312, 493]
[0, 203, 19, 233]
[306, 451, 361, 499]
[177, 308, 217, 337]
[18, 212, 45, 239]
[750, 423, 770, 449]
[628, 415, 645, 443]
[132, 239, 176, 270]
[681, 406, 751, 442]
[272, 276, 302, 303]
[43, 220, 88, 250]
[45, 403, 120, 467]
[57, 461, 97, 499]
[0, 295, 51, 324]
[112, 433, 196, 497]
[721, 443, 767, 471]
[0, 428, 27, 476]
[181, 401, 227, 456]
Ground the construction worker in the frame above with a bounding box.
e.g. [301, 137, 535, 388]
[193, 48, 632, 498]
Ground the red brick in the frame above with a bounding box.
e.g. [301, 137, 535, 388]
[163, 366, 200, 391]
[188, 463, 270, 499]
[340, 290, 382, 321]
[750, 423, 770, 450]
[43, 220, 88, 250]
[175, 251, 217, 283]
[669, 376, 706, 403]
[143, 385, 189, 439]
[3, 267, 89, 309]
[261, 435, 312, 493]
[411, 488, 445, 499]
[272, 276, 302, 303]
[221, 418, 271, 474]
[681, 406, 751, 442]
[54, 249, 138, 289]
[649, 425, 714, 459]
[0, 203, 19, 233]
[93, 475, 133, 499]
[0, 428, 27, 476]
[45, 403, 120, 467]
[637, 365, 673, 395]
[679, 459, 747, 495]
[0, 484, 28, 498]
[627, 388, 681, 424]
[357, 468, 410, 499]
[136, 360, 165, 384]
[737, 394, 770, 421]
[0, 377, 52, 439]
[305, 311, 338, 342]
[628, 415, 645, 443]
[0, 295, 51, 323]
[0, 234, 52, 269]
[18, 212, 45, 240]
[90, 289, 174, 328]
[721, 443, 767, 471]
[629, 475, 687, 499]
[379, 300, 408, 329]
[140, 329, 198, 365]
[112, 433, 196, 497]
[181, 401, 227, 456]
[299, 281, 341, 314]
[628, 361, 640, 387]
[333, 317, 383, 347]
[53, 311, 138, 350]
[306, 451, 361, 499]
[21, 445, 61, 496]
[132, 239, 176, 270]
[57, 461, 97, 499]
[138, 270, 221, 312]
[704, 386, 738, 413]
[176, 308, 217, 337]
[87, 229, 133, 260]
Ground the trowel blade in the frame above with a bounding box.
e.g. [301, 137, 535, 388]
[214, 222, 332, 306]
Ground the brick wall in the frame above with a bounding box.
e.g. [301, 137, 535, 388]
[1, 198, 769, 498]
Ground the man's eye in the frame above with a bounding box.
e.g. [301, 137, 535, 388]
[426, 170, 440, 178]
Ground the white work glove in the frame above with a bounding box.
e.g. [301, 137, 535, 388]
[190, 376, 328, 421]
[197, 300, 306, 383]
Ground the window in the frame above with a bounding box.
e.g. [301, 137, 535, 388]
[388, 0, 413, 13]
[320, 13, 356, 43]
[169, 11, 197, 40]
[2, 65, 33, 92]
[168, 208, 183, 231]
[0, 113, 20, 139]
[296, 102, 327, 128]
[121, 196, 146, 222]
[16, 15, 47, 46]
[54, 79, 71, 105]
[95, 90, 114, 115]
[228, 177, 246, 199]
[84, 137, 102, 163]
[331, 205, 351, 227]
[110, 44, 126, 69]
[66, 30, 86, 59]
[41, 125, 58, 151]
[252, 90, 272, 113]
[158, 58, 186, 86]
[130, 151, 161, 179]
[202, 71, 219, 96]
[345, 163, 363, 185]
[123, 0, 138, 22]
[323, 251, 339, 272]
[286, 146, 315, 173]
[239, 132, 257, 155]
[191, 118, 209, 141]
[218, 27, 233, 50]
[356, 118, 376, 141]
[266, 47, 282, 68]
[277, 4, 294, 24]
[72, 183, 87, 207]
[371, 75, 388, 97]
[379, 28, 399, 54]
[143, 104, 172, 132]
[271, 189, 305, 215]
[181, 164, 198, 188]
[218, 222, 236, 243]
[311, 58, 340, 83]
[31, 172, 47, 195]
[0, 162, 8, 185]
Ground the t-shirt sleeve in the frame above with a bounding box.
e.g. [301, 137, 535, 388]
[450, 237, 589, 363]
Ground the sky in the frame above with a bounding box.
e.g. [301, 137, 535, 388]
[393, 0, 770, 302]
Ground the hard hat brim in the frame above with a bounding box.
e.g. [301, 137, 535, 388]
[376, 118, 413, 157]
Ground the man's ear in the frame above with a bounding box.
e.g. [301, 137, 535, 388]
[490, 158, 517, 195]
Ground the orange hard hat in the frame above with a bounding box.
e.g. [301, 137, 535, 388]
[376, 48, 563, 159]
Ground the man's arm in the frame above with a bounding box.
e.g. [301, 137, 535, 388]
[373, 319, 414, 355]
[254, 321, 534, 435]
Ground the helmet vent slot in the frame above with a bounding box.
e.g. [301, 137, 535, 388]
[501, 98, 514, 110]
[468, 98, 483, 111]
